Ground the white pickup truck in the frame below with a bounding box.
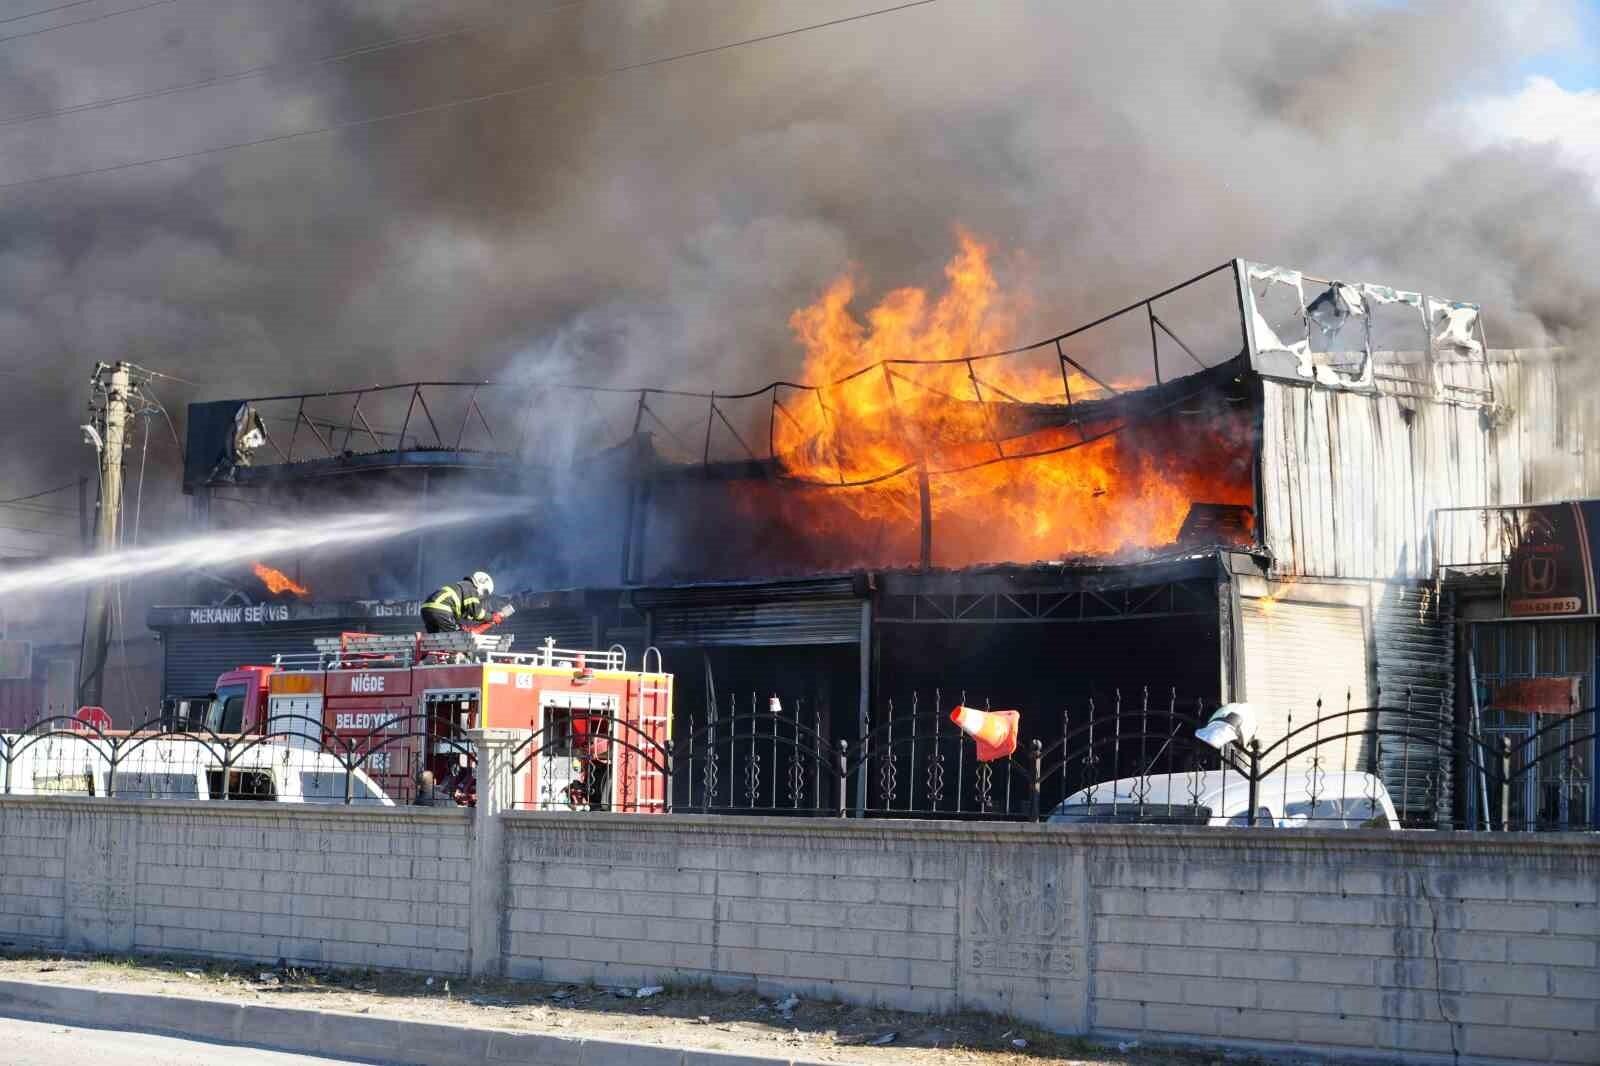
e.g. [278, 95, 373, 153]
[1, 735, 393, 805]
[1048, 768, 1400, 828]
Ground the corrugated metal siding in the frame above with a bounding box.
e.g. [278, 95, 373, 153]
[1492, 352, 1600, 503]
[1374, 584, 1455, 826]
[1263, 351, 1600, 580]
[1242, 598, 1372, 769]
[651, 600, 863, 647]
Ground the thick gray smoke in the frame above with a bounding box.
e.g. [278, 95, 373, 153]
[0, 0, 1596, 562]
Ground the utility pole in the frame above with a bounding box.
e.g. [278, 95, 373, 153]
[77, 361, 134, 710]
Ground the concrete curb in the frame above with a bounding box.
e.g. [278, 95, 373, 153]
[0, 978, 836, 1066]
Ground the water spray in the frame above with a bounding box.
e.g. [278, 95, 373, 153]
[0, 503, 525, 598]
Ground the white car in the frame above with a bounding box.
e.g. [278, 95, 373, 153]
[1048, 769, 1399, 828]
[0, 734, 393, 805]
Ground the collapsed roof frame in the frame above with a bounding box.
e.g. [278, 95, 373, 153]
[184, 259, 1487, 580]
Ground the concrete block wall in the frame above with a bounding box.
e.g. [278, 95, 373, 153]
[500, 815, 1598, 1065]
[1089, 836, 1600, 1064]
[0, 798, 472, 974]
[502, 824, 972, 1015]
[0, 805, 66, 945]
[2, 798, 1596, 1065]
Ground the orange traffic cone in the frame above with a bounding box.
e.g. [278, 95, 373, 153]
[949, 705, 1020, 762]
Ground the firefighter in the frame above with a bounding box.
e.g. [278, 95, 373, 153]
[420, 571, 511, 633]
[412, 770, 451, 806]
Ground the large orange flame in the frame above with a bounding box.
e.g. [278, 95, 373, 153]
[758, 233, 1253, 569]
[253, 562, 309, 597]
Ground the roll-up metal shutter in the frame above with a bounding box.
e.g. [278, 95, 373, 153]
[633, 578, 866, 647]
[499, 611, 595, 653]
[1375, 585, 1454, 825]
[650, 600, 863, 647]
[159, 622, 340, 700]
[157, 615, 420, 699]
[1242, 598, 1372, 769]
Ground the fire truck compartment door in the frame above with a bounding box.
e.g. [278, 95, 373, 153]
[531, 691, 621, 810]
[267, 694, 323, 747]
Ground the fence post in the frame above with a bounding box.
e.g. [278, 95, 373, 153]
[1246, 738, 1261, 827]
[1030, 739, 1043, 821]
[467, 727, 524, 978]
[343, 740, 355, 806]
[837, 740, 849, 818]
[663, 739, 674, 815]
[1499, 736, 1512, 832]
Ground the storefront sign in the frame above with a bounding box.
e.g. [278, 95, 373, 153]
[1489, 677, 1583, 715]
[1504, 502, 1600, 618]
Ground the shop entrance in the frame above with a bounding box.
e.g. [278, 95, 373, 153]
[1469, 621, 1595, 830]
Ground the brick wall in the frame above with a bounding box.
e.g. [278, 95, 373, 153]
[0, 798, 471, 973]
[1, 798, 1596, 1065]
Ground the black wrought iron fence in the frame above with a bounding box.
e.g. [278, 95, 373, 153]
[5, 695, 1593, 829]
[0, 712, 474, 808]
[498, 689, 1592, 830]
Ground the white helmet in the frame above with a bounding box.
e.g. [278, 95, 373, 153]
[1196, 703, 1258, 751]
[470, 571, 494, 596]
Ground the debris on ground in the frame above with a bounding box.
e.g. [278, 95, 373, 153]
[0, 947, 1254, 1066]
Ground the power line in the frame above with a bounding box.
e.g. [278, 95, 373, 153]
[126, 361, 204, 386]
[0, 0, 178, 47]
[0, 500, 77, 516]
[0, 521, 71, 537]
[0, 3, 586, 129]
[0, 0, 108, 28]
[0, 480, 77, 505]
[0, 0, 941, 194]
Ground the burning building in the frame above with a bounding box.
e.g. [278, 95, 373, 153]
[159, 251, 1599, 825]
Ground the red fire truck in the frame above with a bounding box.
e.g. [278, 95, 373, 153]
[255, 633, 674, 808]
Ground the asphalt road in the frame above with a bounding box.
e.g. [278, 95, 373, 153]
[0, 1015, 376, 1065]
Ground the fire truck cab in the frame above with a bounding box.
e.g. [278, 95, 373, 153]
[263, 633, 673, 809]
[158, 664, 275, 734]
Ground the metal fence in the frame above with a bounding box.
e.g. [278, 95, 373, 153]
[498, 689, 1595, 831]
[0, 711, 473, 808]
[4, 693, 1592, 830]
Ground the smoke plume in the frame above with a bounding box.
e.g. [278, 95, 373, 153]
[0, 0, 1596, 570]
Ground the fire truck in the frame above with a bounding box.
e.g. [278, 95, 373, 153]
[259, 632, 673, 809]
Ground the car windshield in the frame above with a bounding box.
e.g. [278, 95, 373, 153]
[300, 770, 383, 804]
[112, 771, 200, 800]
[1051, 802, 1212, 825]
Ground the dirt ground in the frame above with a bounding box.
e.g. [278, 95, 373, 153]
[0, 949, 1273, 1066]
